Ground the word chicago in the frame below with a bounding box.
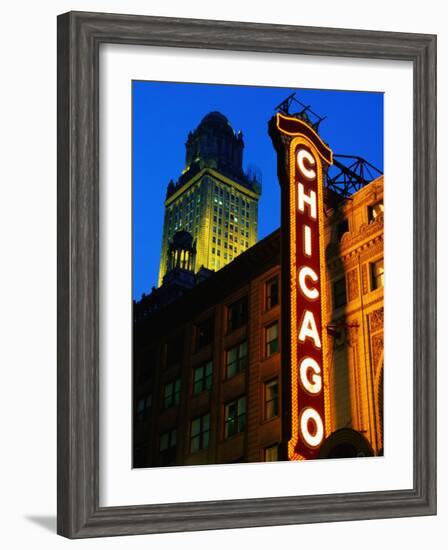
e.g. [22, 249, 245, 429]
[295, 145, 325, 451]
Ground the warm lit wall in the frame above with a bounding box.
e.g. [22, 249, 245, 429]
[325, 176, 384, 453]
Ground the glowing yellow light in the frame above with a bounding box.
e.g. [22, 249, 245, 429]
[275, 113, 333, 165]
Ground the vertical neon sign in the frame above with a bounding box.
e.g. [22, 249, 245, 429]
[269, 113, 333, 460]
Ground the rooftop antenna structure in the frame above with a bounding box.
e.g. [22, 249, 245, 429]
[273, 92, 383, 197]
[326, 155, 383, 198]
[274, 92, 327, 132]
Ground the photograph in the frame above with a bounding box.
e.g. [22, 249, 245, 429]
[132, 81, 384, 468]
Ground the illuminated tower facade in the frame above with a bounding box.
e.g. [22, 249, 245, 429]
[158, 112, 261, 286]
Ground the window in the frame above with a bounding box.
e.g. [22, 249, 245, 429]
[196, 317, 214, 350]
[224, 396, 246, 439]
[264, 444, 279, 462]
[265, 322, 279, 357]
[336, 219, 349, 241]
[163, 378, 181, 409]
[265, 277, 279, 309]
[190, 413, 210, 453]
[264, 379, 279, 420]
[370, 258, 384, 290]
[159, 429, 177, 466]
[226, 341, 248, 378]
[135, 393, 152, 423]
[368, 200, 384, 221]
[333, 277, 347, 308]
[193, 361, 213, 395]
[227, 296, 248, 332]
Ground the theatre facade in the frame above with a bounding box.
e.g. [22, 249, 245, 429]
[133, 171, 384, 467]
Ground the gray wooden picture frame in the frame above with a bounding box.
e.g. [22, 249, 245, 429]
[57, 10, 437, 539]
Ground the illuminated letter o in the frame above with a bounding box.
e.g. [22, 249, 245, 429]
[299, 357, 322, 394]
[300, 408, 324, 448]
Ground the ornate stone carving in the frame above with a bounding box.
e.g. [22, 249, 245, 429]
[347, 268, 359, 301]
[340, 231, 351, 245]
[361, 263, 369, 295]
[369, 307, 384, 333]
[371, 332, 384, 372]
[339, 214, 384, 253]
[358, 223, 368, 235]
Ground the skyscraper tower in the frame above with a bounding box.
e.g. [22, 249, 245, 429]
[158, 111, 262, 286]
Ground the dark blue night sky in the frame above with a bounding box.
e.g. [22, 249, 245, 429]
[133, 81, 383, 300]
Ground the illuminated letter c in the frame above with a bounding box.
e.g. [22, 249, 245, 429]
[297, 148, 316, 180]
[298, 266, 319, 300]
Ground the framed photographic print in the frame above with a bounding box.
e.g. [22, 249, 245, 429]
[57, 11, 437, 538]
